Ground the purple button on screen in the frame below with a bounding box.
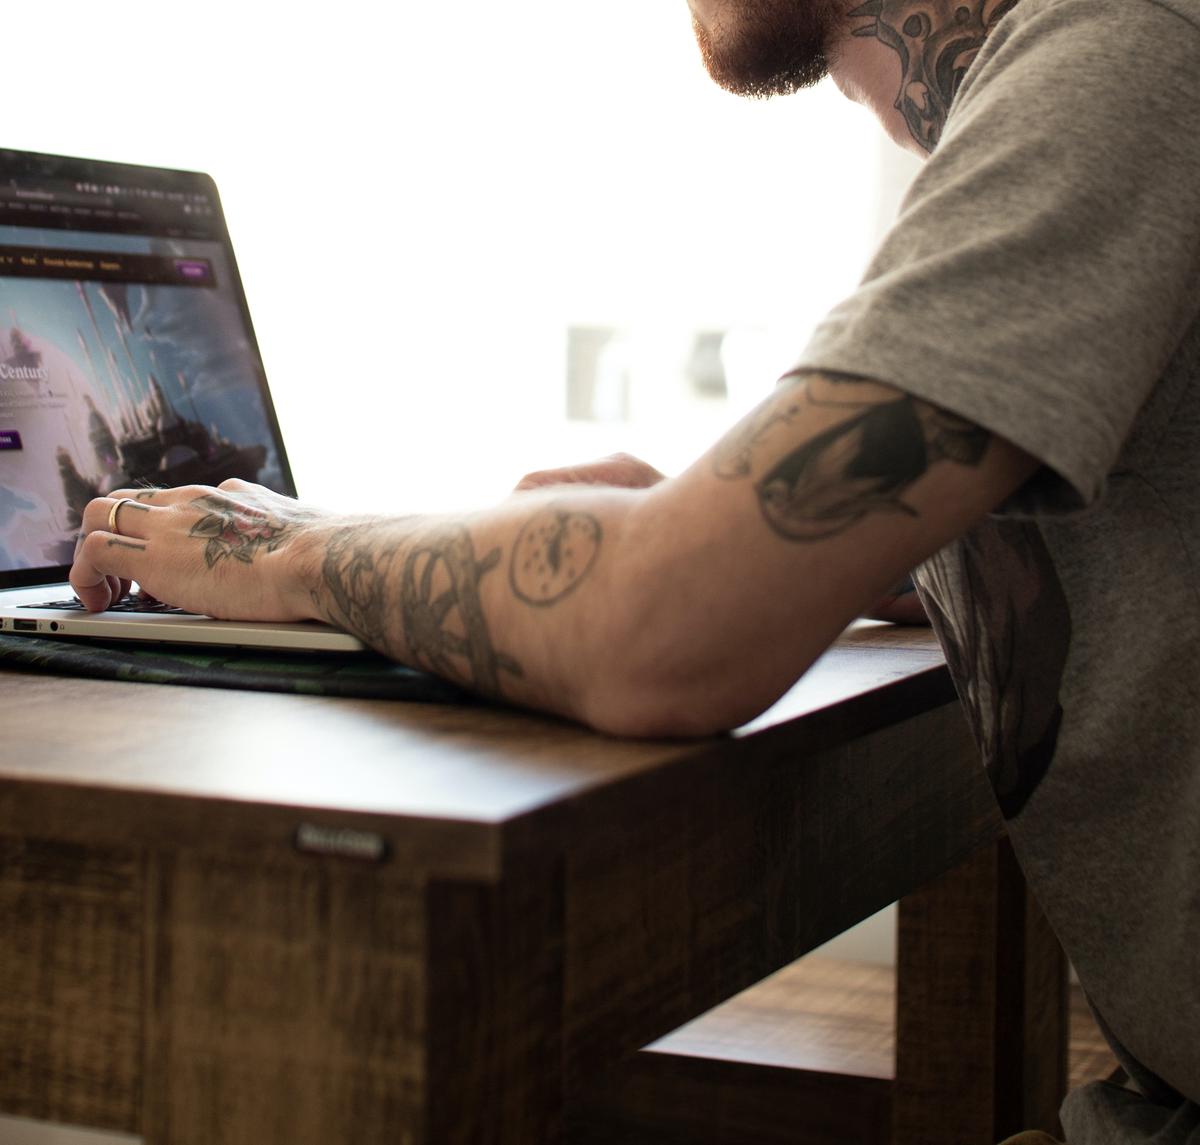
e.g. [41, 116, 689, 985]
[0, 430, 22, 451]
[174, 259, 212, 282]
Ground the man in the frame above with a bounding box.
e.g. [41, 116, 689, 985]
[69, 0, 1200, 1140]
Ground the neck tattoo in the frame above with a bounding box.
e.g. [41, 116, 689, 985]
[849, 0, 1019, 151]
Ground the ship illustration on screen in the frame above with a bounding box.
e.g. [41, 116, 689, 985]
[0, 269, 275, 570]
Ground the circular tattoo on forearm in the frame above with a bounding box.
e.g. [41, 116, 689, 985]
[509, 508, 602, 606]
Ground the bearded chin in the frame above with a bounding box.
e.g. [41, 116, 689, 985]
[692, 5, 836, 99]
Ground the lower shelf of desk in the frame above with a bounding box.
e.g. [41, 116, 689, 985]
[569, 955, 1119, 1145]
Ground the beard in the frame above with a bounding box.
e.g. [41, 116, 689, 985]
[691, 0, 846, 98]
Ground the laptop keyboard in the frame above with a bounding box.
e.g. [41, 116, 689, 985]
[24, 598, 200, 616]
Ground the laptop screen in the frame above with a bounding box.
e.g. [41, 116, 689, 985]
[0, 149, 293, 590]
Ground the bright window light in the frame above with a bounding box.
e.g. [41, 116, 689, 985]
[4, 1, 894, 512]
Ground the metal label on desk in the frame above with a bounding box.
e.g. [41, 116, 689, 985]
[293, 822, 389, 862]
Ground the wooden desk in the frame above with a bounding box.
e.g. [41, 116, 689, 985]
[0, 624, 1007, 1144]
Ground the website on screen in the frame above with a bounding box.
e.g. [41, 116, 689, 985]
[0, 169, 282, 572]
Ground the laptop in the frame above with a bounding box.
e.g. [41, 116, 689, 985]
[0, 148, 364, 652]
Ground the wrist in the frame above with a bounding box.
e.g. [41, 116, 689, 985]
[281, 521, 336, 623]
[294, 515, 424, 648]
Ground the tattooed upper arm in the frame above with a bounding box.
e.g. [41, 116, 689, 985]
[712, 388, 809, 480]
[714, 371, 993, 542]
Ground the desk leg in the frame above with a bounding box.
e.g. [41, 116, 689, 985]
[892, 836, 1069, 1145]
[424, 852, 565, 1145]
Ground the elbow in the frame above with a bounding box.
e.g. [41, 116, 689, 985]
[573, 649, 800, 740]
[575, 687, 734, 740]
[561, 494, 830, 738]
[567, 594, 822, 742]
[576, 686, 728, 740]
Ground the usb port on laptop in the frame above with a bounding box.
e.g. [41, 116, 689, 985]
[12, 619, 37, 632]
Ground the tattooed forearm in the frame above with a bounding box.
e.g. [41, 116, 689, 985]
[319, 522, 523, 695]
[404, 528, 523, 693]
[318, 525, 401, 649]
[188, 494, 291, 568]
[849, 0, 1018, 151]
[715, 373, 991, 542]
[509, 507, 603, 606]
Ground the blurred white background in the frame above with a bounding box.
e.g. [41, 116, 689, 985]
[3, 1, 917, 514]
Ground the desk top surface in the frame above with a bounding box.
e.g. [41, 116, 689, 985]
[0, 622, 951, 875]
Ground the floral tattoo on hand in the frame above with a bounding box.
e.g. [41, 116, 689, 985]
[188, 494, 291, 568]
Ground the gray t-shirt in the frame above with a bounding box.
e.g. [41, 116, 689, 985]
[796, 1, 1200, 1139]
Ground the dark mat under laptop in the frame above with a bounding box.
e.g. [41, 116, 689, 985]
[0, 633, 472, 702]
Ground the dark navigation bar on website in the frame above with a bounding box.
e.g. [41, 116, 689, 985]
[0, 244, 216, 287]
[0, 184, 219, 241]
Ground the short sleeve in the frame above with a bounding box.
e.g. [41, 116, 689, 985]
[794, 0, 1200, 512]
